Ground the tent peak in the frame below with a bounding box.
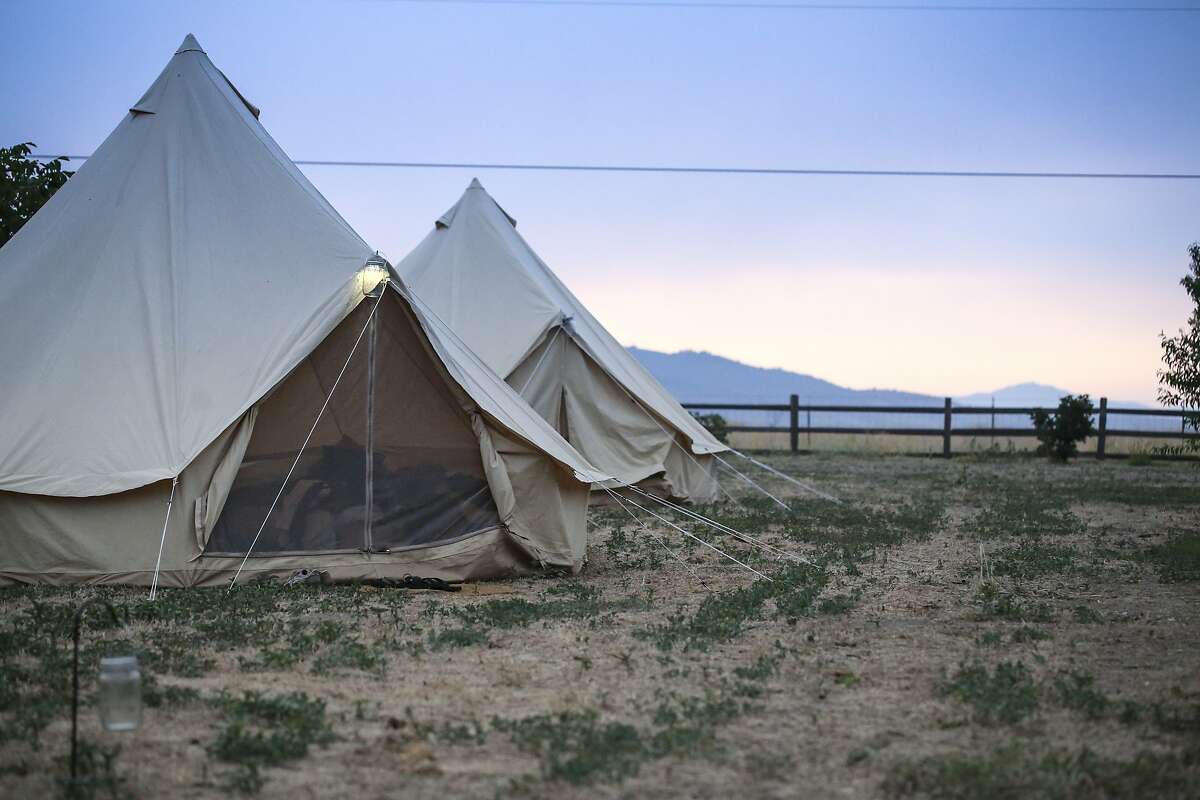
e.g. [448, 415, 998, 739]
[468, 177, 484, 190]
[176, 34, 205, 54]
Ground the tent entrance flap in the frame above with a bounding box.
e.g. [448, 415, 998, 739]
[206, 297, 500, 556]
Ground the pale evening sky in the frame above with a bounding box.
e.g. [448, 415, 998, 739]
[2, 0, 1198, 403]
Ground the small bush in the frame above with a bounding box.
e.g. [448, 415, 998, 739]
[1031, 395, 1096, 462]
[691, 412, 729, 444]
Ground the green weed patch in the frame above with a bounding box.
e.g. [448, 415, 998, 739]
[939, 661, 1039, 725]
[208, 690, 334, 794]
[884, 741, 1200, 799]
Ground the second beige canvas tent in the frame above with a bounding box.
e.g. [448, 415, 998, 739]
[396, 180, 729, 504]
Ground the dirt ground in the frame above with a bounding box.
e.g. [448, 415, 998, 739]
[2, 452, 1198, 799]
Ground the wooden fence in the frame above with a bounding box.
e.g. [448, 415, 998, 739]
[682, 396, 1200, 459]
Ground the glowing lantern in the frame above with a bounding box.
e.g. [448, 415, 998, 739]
[360, 253, 389, 297]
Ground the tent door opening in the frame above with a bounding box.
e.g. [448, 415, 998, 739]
[204, 296, 501, 557]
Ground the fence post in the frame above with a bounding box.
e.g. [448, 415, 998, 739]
[943, 397, 952, 458]
[789, 394, 799, 453]
[1097, 397, 1107, 460]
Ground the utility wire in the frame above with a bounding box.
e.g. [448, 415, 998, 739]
[33, 154, 1200, 180]
[380, 0, 1200, 13]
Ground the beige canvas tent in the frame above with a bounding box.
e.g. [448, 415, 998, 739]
[0, 36, 610, 586]
[396, 180, 729, 504]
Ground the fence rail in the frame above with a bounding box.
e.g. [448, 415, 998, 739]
[683, 395, 1200, 459]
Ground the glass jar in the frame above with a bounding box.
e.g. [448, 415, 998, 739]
[97, 656, 142, 732]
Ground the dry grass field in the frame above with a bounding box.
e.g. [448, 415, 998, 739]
[2, 452, 1198, 799]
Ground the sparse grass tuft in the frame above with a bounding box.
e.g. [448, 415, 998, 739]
[53, 738, 123, 799]
[746, 751, 795, 781]
[1011, 626, 1050, 643]
[971, 584, 1054, 623]
[939, 661, 1039, 725]
[1052, 670, 1110, 720]
[601, 522, 667, 573]
[1142, 533, 1200, 583]
[428, 626, 489, 651]
[495, 710, 645, 785]
[966, 485, 1084, 540]
[208, 690, 335, 794]
[310, 636, 387, 675]
[639, 563, 828, 651]
[989, 540, 1081, 580]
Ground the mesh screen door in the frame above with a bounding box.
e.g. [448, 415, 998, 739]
[207, 295, 500, 555]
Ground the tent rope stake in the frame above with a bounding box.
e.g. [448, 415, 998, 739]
[148, 476, 179, 601]
[228, 291, 386, 590]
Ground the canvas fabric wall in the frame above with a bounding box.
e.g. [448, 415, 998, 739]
[508, 327, 720, 503]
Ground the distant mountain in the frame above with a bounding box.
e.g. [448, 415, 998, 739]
[957, 382, 1078, 407]
[627, 347, 937, 406]
[627, 347, 1164, 431]
[955, 382, 1150, 410]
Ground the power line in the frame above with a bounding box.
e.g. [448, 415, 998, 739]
[380, 0, 1200, 13]
[32, 154, 1200, 180]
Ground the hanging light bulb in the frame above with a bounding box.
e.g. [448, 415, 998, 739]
[97, 656, 142, 732]
[360, 253, 389, 298]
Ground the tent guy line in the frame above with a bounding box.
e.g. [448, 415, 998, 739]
[30, 155, 1200, 181]
[617, 492, 773, 580]
[715, 455, 792, 512]
[730, 450, 843, 504]
[148, 476, 179, 601]
[626, 483, 821, 567]
[601, 486, 710, 586]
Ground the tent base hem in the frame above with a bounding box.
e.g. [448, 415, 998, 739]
[0, 527, 581, 587]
